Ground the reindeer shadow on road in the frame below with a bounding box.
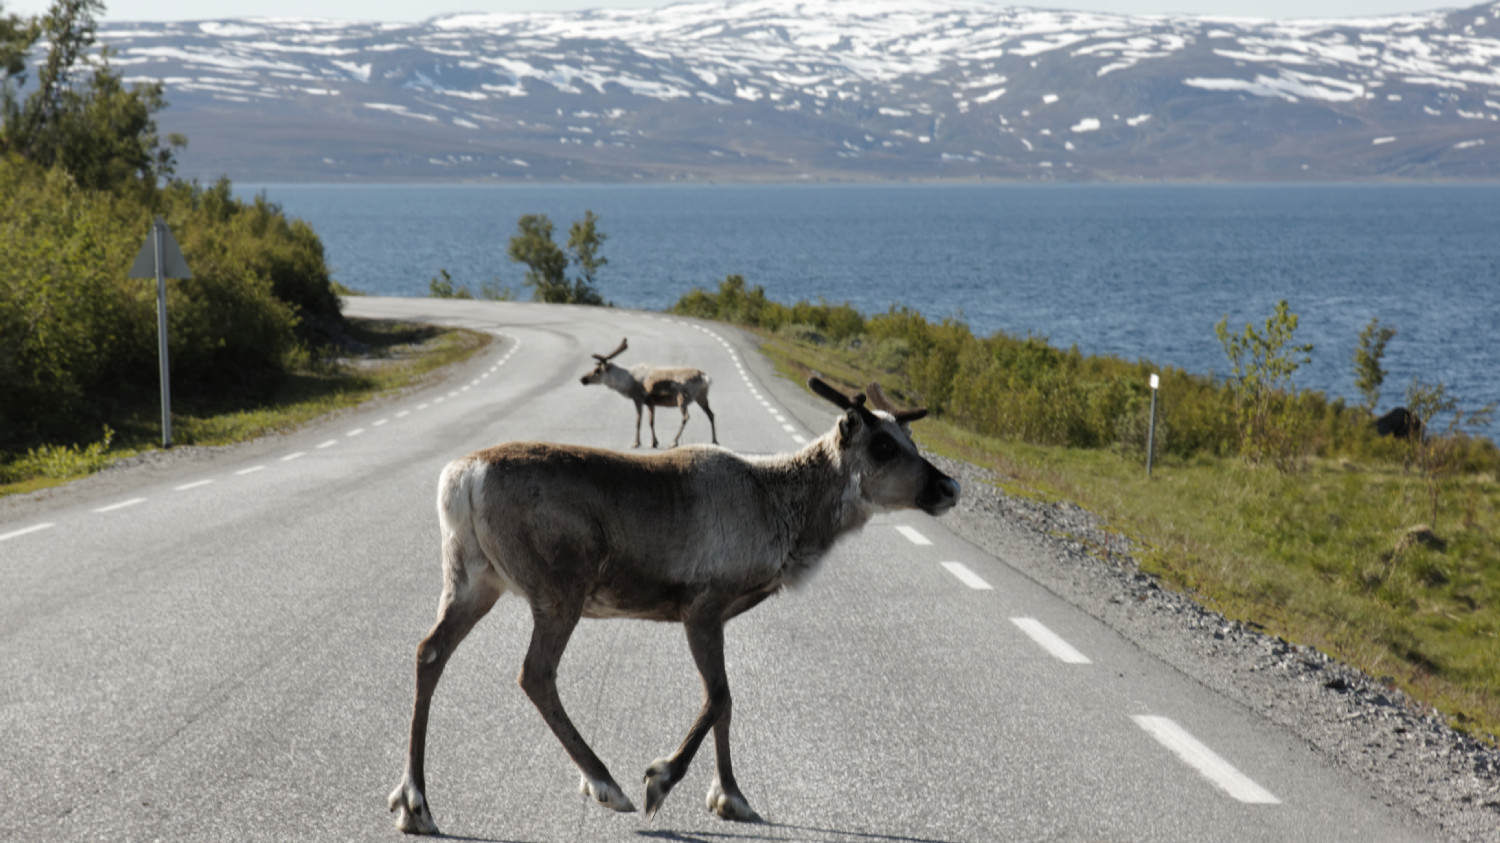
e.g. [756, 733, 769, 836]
[638, 823, 957, 843]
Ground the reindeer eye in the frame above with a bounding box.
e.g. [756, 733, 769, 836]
[869, 432, 898, 462]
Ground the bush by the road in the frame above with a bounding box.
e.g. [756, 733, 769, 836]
[0, 156, 344, 455]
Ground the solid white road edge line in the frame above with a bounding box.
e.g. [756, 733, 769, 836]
[1010, 617, 1090, 663]
[1131, 715, 1281, 804]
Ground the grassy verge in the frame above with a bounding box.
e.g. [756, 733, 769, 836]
[0, 318, 491, 497]
[755, 330, 1500, 742]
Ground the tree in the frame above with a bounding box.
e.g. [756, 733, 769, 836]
[567, 209, 607, 288]
[0, 0, 184, 193]
[1354, 317, 1396, 413]
[428, 268, 471, 299]
[506, 211, 606, 305]
[0, 3, 37, 87]
[1404, 379, 1497, 528]
[1215, 299, 1314, 470]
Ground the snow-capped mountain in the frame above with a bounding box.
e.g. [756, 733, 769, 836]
[106, 0, 1500, 181]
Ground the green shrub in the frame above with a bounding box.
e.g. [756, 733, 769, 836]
[0, 425, 114, 482]
[0, 156, 342, 454]
[669, 277, 1499, 478]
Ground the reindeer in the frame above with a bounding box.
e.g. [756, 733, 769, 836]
[388, 377, 959, 835]
[580, 337, 718, 448]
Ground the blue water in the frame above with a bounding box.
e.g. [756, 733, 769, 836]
[247, 183, 1500, 437]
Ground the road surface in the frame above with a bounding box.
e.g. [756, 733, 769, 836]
[0, 298, 1433, 841]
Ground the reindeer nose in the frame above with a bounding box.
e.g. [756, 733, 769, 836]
[919, 470, 960, 515]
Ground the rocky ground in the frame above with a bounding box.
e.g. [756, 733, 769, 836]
[929, 454, 1500, 842]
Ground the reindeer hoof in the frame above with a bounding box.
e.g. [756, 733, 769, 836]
[388, 780, 439, 835]
[579, 774, 637, 813]
[706, 780, 762, 823]
[642, 758, 678, 821]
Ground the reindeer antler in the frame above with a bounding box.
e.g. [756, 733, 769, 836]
[809, 377, 857, 409]
[594, 337, 628, 362]
[809, 377, 880, 425]
[866, 382, 928, 425]
[865, 382, 896, 413]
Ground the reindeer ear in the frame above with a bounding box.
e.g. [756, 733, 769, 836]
[837, 411, 859, 448]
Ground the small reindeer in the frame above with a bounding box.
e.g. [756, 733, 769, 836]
[580, 337, 718, 448]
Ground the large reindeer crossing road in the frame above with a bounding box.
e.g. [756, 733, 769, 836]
[0, 298, 1432, 841]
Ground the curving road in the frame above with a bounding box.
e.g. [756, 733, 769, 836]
[0, 298, 1433, 841]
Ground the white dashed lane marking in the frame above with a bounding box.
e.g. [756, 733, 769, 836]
[895, 525, 932, 546]
[93, 497, 146, 513]
[1010, 617, 1090, 663]
[1131, 715, 1281, 804]
[0, 332, 530, 545]
[0, 522, 54, 542]
[941, 561, 993, 591]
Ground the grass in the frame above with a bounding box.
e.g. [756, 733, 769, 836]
[0, 318, 491, 496]
[755, 329, 1500, 743]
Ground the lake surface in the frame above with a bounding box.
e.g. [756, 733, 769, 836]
[247, 182, 1500, 437]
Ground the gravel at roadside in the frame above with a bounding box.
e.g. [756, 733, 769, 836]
[930, 454, 1500, 842]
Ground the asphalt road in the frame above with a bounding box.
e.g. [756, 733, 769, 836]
[0, 298, 1435, 841]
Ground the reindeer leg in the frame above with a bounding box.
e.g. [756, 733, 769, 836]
[671, 396, 691, 448]
[643, 617, 757, 821]
[697, 395, 717, 445]
[633, 402, 643, 448]
[647, 404, 660, 448]
[704, 702, 760, 823]
[519, 602, 636, 813]
[389, 563, 504, 835]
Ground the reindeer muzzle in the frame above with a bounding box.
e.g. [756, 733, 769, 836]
[917, 466, 960, 515]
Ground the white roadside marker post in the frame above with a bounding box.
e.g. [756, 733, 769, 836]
[1147, 372, 1160, 477]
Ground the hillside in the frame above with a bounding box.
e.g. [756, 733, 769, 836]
[105, 0, 1500, 182]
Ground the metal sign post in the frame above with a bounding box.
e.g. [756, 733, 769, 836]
[1146, 372, 1160, 477]
[128, 217, 192, 448]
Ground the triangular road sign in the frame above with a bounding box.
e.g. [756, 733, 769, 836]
[129, 216, 193, 279]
